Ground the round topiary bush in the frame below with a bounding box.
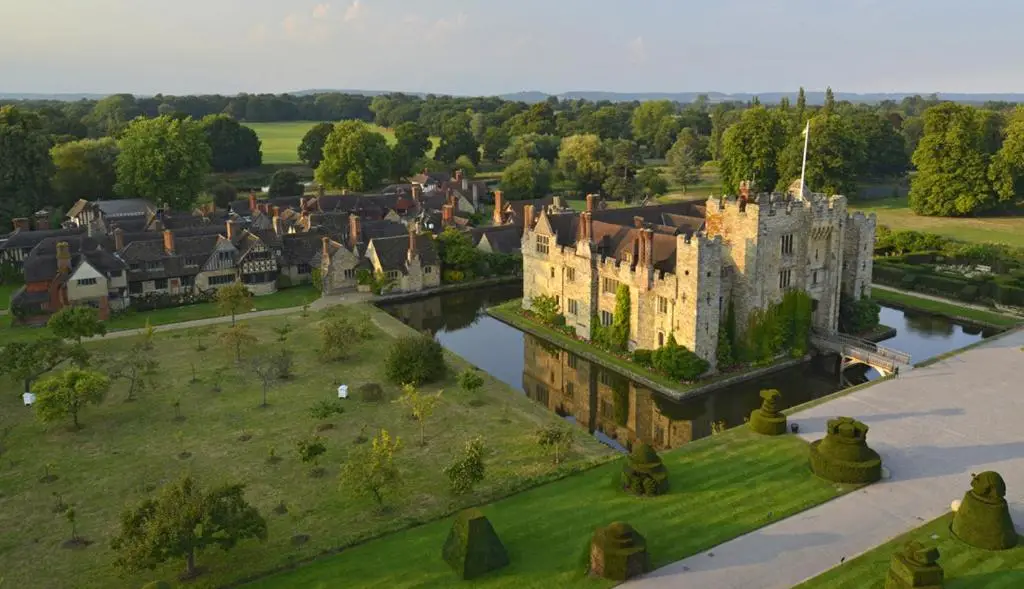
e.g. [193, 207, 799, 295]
[884, 541, 943, 589]
[621, 443, 669, 496]
[589, 522, 650, 581]
[951, 471, 1018, 550]
[748, 389, 787, 436]
[384, 335, 447, 386]
[442, 508, 509, 580]
[808, 417, 882, 484]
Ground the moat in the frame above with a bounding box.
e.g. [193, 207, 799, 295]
[381, 284, 997, 452]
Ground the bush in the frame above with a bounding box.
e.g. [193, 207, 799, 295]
[620, 443, 669, 496]
[588, 522, 650, 581]
[355, 383, 384, 403]
[384, 335, 447, 386]
[748, 389, 787, 435]
[457, 369, 484, 394]
[530, 294, 561, 325]
[951, 471, 1017, 550]
[631, 349, 654, 368]
[839, 295, 881, 334]
[652, 334, 708, 381]
[309, 399, 345, 420]
[808, 417, 882, 484]
[443, 437, 486, 495]
[442, 508, 509, 580]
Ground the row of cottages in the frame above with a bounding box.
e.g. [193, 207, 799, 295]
[521, 185, 877, 373]
[319, 218, 441, 295]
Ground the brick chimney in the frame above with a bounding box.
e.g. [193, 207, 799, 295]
[114, 227, 125, 251]
[34, 212, 51, 230]
[56, 241, 71, 273]
[454, 169, 463, 183]
[411, 185, 422, 201]
[12, 218, 30, 232]
[633, 215, 644, 229]
[586, 193, 595, 212]
[163, 229, 175, 255]
[493, 191, 504, 225]
[442, 204, 454, 227]
[579, 211, 593, 244]
[349, 214, 362, 247]
[321, 236, 331, 261]
[407, 226, 418, 261]
[248, 191, 257, 212]
[226, 220, 240, 241]
[523, 204, 535, 230]
[272, 205, 280, 219]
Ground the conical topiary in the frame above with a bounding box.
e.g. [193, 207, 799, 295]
[749, 389, 787, 435]
[808, 417, 882, 484]
[884, 541, 943, 589]
[621, 443, 669, 496]
[589, 522, 650, 581]
[442, 508, 509, 580]
[951, 471, 1017, 550]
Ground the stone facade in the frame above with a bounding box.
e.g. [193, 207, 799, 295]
[521, 188, 876, 373]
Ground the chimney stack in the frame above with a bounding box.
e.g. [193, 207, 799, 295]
[579, 211, 593, 244]
[407, 225, 418, 261]
[633, 216, 644, 229]
[56, 241, 71, 273]
[472, 183, 480, 210]
[226, 220, 240, 241]
[411, 185, 422, 201]
[454, 169, 463, 183]
[493, 191, 504, 225]
[442, 204, 454, 226]
[586, 193, 595, 212]
[272, 205, 280, 219]
[523, 204, 535, 230]
[34, 212, 51, 230]
[321, 236, 331, 261]
[12, 218, 30, 232]
[248, 192, 257, 212]
[163, 229, 175, 255]
[644, 229, 654, 269]
[349, 214, 362, 247]
[114, 227, 125, 251]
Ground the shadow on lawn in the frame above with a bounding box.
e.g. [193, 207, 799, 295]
[947, 570, 1024, 588]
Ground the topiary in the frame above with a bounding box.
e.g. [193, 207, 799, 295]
[589, 522, 650, 581]
[951, 471, 1018, 550]
[442, 508, 509, 580]
[808, 417, 882, 484]
[883, 541, 943, 589]
[384, 335, 447, 386]
[621, 443, 669, 496]
[748, 389, 787, 435]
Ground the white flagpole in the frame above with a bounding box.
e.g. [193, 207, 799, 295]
[799, 121, 810, 198]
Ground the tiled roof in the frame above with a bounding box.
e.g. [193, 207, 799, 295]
[472, 225, 522, 254]
[22, 236, 126, 283]
[0, 227, 84, 250]
[281, 233, 322, 266]
[370, 233, 439, 273]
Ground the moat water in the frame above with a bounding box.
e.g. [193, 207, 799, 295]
[380, 285, 996, 452]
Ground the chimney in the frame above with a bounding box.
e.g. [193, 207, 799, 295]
[455, 169, 463, 183]
[493, 191, 504, 225]
[633, 216, 644, 229]
[272, 205, 280, 219]
[411, 185, 422, 201]
[739, 180, 751, 201]
[226, 220, 240, 240]
[56, 241, 71, 273]
[442, 204, 454, 227]
[272, 216, 282, 236]
[163, 229, 175, 255]
[523, 204, 535, 230]
[407, 226, 418, 261]
[248, 191, 257, 212]
[580, 211, 593, 244]
[461, 174, 468, 191]
[586, 193, 595, 212]
[114, 227, 125, 251]
[349, 214, 362, 247]
[472, 183, 480, 210]
[645, 229, 654, 269]
[321, 236, 331, 261]
[12, 218, 30, 232]
[34, 212, 51, 230]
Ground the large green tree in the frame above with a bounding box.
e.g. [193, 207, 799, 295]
[48, 306, 107, 345]
[115, 115, 211, 211]
[630, 100, 676, 150]
[503, 133, 561, 163]
[776, 113, 865, 196]
[391, 122, 431, 178]
[0, 337, 85, 395]
[481, 127, 510, 163]
[200, 115, 262, 172]
[718, 106, 786, 194]
[557, 134, 609, 192]
[908, 103, 995, 216]
[989, 106, 1024, 203]
[435, 113, 480, 164]
[50, 138, 119, 209]
[316, 121, 392, 191]
[500, 158, 552, 200]
[0, 106, 54, 225]
[297, 122, 335, 169]
[83, 94, 140, 137]
[34, 369, 110, 429]
[666, 135, 701, 193]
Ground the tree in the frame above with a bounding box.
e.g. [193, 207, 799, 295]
[296, 437, 327, 476]
[250, 351, 280, 407]
[454, 155, 477, 178]
[0, 106, 54, 226]
[267, 169, 303, 198]
[435, 129, 480, 165]
[630, 100, 677, 150]
[666, 136, 701, 192]
[297, 122, 335, 169]
[503, 133, 561, 163]
[443, 437, 486, 495]
[909, 103, 995, 216]
[500, 158, 552, 201]
[481, 127, 510, 163]
[718, 106, 787, 194]
[651, 117, 683, 158]
[384, 334, 447, 385]
[115, 115, 210, 211]
[610, 284, 631, 351]
[319, 314, 373, 361]
[536, 425, 574, 465]
[111, 475, 267, 580]
[557, 134, 609, 193]
[637, 167, 668, 197]
[110, 347, 158, 402]
[396, 383, 442, 446]
[216, 282, 252, 326]
[47, 306, 106, 345]
[823, 86, 836, 114]
[34, 369, 110, 429]
[776, 113, 865, 196]
[316, 121, 392, 191]
[602, 174, 638, 203]
[50, 137, 119, 209]
[391, 122, 431, 178]
[989, 106, 1024, 203]
[210, 182, 238, 209]
[437, 227, 482, 275]
[200, 115, 262, 172]
[0, 337, 85, 396]
[220, 324, 256, 363]
[84, 94, 140, 137]
[339, 429, 402, 507]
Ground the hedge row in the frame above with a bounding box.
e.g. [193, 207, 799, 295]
[874, 260, 1024, 306]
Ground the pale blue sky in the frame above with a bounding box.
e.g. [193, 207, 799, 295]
[1, 0, 1020, 95]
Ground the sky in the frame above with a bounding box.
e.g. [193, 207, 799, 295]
[1, 0, 1022, 96]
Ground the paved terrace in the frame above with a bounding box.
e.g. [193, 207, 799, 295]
[628, 327, 1024, 589]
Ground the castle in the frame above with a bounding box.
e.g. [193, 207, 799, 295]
[521, 183, 876, 372]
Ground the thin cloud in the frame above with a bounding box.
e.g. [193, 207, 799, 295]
[312, 4, 330, 20]
[344, 1, 364, 23]
[629, 36, 647, 64]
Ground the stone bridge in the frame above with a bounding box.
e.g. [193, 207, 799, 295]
[810, 330, 912, 376]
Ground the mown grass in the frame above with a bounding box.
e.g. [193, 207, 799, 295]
[244, 121, 439, 165]
[0, 304, 610, 589]
[247, 427, 856, 589]
[795, 513, 1024, 589]
[0, 282, 21, 311]
[871, 287, 1022, 328]
[851, 197, 1024, 247]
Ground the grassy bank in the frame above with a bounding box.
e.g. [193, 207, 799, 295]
[244, 121, 438, 165]
[794, 513, 1024, 589]
[247, 427, 857, 589]
[851, 197, 1024, 247]
[0, 304, 610, 589]
[871, 287, 1021, 328]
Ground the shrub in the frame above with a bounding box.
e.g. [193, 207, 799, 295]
[620, 443, 668, 496]
[530, 294, 560, 325]
[309, 399, 345, 420]
[356, 383, 385, 403]
[884, 541, 944, 589]
[748, 389, 787, 435]
[384, 335, 447, 386]
[457, 369, 484, 394]
[443, 437, 486, 495]
[808, 417, 882, 484]
[839, 295, 881, 335]
[950, 471, 1017, 550]
[652, 334, 708, 381]
[442, 508, 509, 580]
[589, 522, 650, 581]
[631, 349, 653, 367]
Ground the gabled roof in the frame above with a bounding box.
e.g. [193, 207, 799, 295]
[410, 171, 451, 185]
[503, 197, 554, 226]
[67, 198, 156, 219]
[22, 235, 125, 283]
[0, 227, 84, 250]
[119, 234, 222, 280]
[370, 233, 439, 273]
[472, 224, 522, 254]
[281, 233, 323, 266]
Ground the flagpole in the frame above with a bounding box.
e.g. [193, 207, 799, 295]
[799, 121, 810, 198]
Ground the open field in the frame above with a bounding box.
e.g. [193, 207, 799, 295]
[795, 513, 1024, 589]
[871, 287, 1022, 328]
[244, 121, 439, 165]
[658, 160, 723, 201]
[0, 304, 610, 589]
[247, 427, 856, 589]
[851, 197, 1024, 247]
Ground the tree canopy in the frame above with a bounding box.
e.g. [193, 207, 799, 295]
[50, 137, 119, 209]
[34, 368, 110, 429]
[391, 122, 431, 178]
[297, 122, 335, 169]
[47, 306, 107, 344]
[316, 121, 392, 191]
[115, 115, 211, 211]
[200, 115, 262, 172]
[718, 106, 787, 194]
[0, 106, 54, 226]
[500, 158, 552, 200]
[557, 134, 609, 193]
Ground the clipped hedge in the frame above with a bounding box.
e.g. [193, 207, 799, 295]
[883, 541, 943, 589]
[631, 349, 654, 368]
[951, 471, 1018, 550]
[809, 417, 882, 484]
[442, 508, 509, 580]
[621, 444, 669, 496]
[589, 522, 650, 581]
[748, 389, 787, 436]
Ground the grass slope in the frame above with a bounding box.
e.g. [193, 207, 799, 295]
[851, 197, 1024, 247]
[795, 513, 1024, 589]
[247, 427, 855, 589]
[871, 287, 1021, 328]
[244, 121, 438, 165]
[0, 304, 609, 589]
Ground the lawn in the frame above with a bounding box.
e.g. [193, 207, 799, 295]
[795, 513, 1024, 589]
[0, 281, 21, 311]
[247, 426, 855, 589]
[0, 304, 610, 589]
[244, 121, 439, 165]
[871, 287, 1022, 328]
[851, 197, 1024, 247]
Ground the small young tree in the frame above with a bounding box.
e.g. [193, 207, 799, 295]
[272, 348, 294, 380]
[297, 437, 327, 477]
[140, 319, 156, 351]
[110, 348, 158, 402]
[249, 351, 278, 407]
[319, 314, 373, 361]
[192, 327, 211, 351]
[457, 369, 484, 395]
[339, 429, 402, 507]
[220, 324, 256, 363]
[64, 505, 79, 542]
[272, 321, 293, 342]
[216, 282, 252, 326]
[34, 369, 111, 430]
[111, 475, 267, 580]
[443, 437, 486, 495]
[396, 384, 442, 446]
[47, 306, 106, 344]
[536, 424, 574, 465]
